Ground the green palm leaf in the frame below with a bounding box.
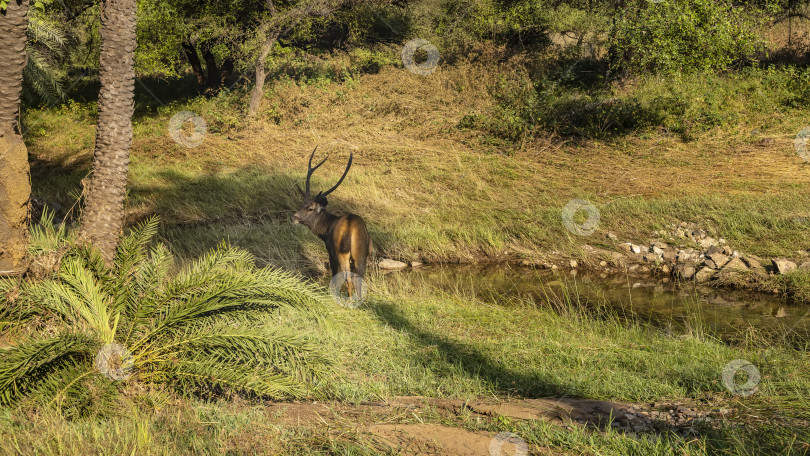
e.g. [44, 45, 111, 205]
[0, 332, 97, 406]
[1, 217, 330, 412]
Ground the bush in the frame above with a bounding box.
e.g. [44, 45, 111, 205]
[611, 0, 768, 74]
[0, 217, 327, 418]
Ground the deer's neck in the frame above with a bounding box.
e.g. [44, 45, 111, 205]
[310, 210, 338, 239]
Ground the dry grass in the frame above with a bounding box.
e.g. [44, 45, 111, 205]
[23, 52, 810, 274]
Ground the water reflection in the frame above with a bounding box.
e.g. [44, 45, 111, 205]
[377, 265, 809, 342]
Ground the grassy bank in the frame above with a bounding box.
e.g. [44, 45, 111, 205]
[22, 49, 810, 300]
[1, 272, 808, 454]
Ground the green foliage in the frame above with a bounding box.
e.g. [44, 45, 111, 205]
[460, 61, 810, 142]
[0, 217, 329, 417]
[134, 0, 270, 78]
[22, 7, 67, 106]
[611, 0, 768, 74]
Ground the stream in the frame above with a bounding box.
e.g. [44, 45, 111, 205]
[376, 265, 810, 343]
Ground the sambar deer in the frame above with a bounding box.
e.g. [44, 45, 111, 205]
[291, 147, 371, 298]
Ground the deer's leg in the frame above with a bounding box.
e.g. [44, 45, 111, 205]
[352, 253, 367, 299]
[336, 252, 353, 297]
[327, 249, 339, 276]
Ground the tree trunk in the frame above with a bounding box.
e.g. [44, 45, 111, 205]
[247, 31, 280, 118]
[182, 42, 206, 90]
[79, 0, 137, 261]
[201, 44, 221, 96]
[0, 0, 32, 276]
[219, 57, 235, 87]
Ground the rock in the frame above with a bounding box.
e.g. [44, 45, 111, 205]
[643, 253, 659, 263]
[718, 238, 727, 245]
[619, 243, 634, 252]
[722, 257, 748, 271]
[707, 253, 729, 268]
[651, 246, 665, 256]
[661, 264, 671, 274]
[690, 229, 705, 240]
[378, 259, 408, 270]
[800, 261, 810, 270]
[742, 256, 764, 270]
[677, 250, 695, 263]
[410, 261, 423, 268]
[706, 246, 723, 255]
[606, 232, 618, 241]
[676, 264, 696, 279]
[569, 259, 578, 269]
[662, 249, 677, 262]
[599, 260, 607, 267]
[772, 258, 797, 275]
[699, 237, 719, 248]
[630, 244, 643, 254]
[695, 267, 715, 282]
[704, 259, 718, 269]
[722, 246, 734, 256]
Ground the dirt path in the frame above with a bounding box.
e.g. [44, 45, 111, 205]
[262, 395, 729, 455]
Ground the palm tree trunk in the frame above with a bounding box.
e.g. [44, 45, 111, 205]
[0, 0, 32, 276]
[79, 0, 136, 261]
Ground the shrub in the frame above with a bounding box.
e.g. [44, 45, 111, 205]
[0, 217, 327, 418]
[610, 0, 768, 74]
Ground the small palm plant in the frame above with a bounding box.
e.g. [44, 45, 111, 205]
[0, 216, 328, 417]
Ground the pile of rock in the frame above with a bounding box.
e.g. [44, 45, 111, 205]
[604, 222, 810, 284]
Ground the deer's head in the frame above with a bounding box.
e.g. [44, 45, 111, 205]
[291, 147, 353, 228]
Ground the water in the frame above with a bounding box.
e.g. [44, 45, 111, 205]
[378, 265, 810, 343]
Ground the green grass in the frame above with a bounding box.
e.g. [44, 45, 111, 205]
[1, 273, 808, 454]
[23, 56, 810, 307]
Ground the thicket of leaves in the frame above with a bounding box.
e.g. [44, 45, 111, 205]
[610, 0, 769, 74]
[0, 216, 328, 418]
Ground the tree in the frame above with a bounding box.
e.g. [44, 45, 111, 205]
[248, 0, 335, 117]
[247, 0, 382, 117]
[78, 0, 136, 261]
[0, 0, 32, 276]
[137, 0, 269, 96]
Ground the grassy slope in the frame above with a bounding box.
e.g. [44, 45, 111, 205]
[12, 51, 810, 454]
[25, 58, 810, 276]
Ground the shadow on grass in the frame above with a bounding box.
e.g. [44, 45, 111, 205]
[364, 299, 583, 398]
[29, 157, 380, 271]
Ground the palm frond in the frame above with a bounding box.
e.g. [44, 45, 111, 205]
[28, 207, 72, 255]
[27, 9, 66, 52]
[143, 320, 329, 378]
[22, 49, 65, 106]
[0, 332, 97, 406]
[2, 217, 329, 409]
[136, 245, 325, 345]
[29, 257, 117, 342]
[159, 358, 309, 399]
[110, 216, 160, 319]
